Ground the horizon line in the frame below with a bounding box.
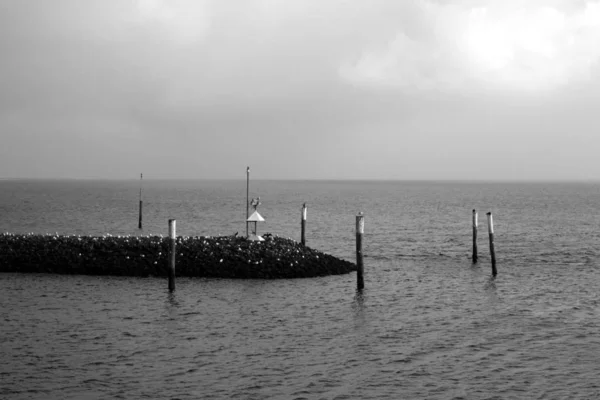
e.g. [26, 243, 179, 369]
[2, 177, 600, 184]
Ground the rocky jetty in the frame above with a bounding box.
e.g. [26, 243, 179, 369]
[0, 233, 355, 279]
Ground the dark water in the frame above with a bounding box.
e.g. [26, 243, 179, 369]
[2, 180, 600, 399]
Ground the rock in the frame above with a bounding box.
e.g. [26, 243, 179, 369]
[0, 233, 356, 279]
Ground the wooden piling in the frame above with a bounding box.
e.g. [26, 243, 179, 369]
[356, 213, 364, 291]
[472, 209, 478, 263]
[301, 203, 307, 246]
[487, 212, 497, 277]
[138, 173, 143, 229]
[168, 219, 176, 292]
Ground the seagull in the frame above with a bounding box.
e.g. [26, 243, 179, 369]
[250, 197, 261, 210]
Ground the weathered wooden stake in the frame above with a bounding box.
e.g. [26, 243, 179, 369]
[356, 213, 364, 290]
[138, 173, 143, 229]
[472, 209, 478, 263]
[487, 212, 497, 277]
[168, 219, 176, 292]
[301, 203, 307, 246]
[246, 166, 250, 237]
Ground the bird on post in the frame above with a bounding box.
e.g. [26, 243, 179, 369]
[250, 197, 261, 210]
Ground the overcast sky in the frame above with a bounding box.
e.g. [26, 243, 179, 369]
[1, 0, 599, 180]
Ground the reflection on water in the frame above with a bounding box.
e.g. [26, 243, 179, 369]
[483, 276, 497, 291]
[353, 289, 366, 311]
[166, 291, 180, 308]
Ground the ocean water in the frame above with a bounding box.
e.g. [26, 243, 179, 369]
[2, 179, 600, 399]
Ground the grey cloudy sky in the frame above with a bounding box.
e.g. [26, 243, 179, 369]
[1, 0, 599, 180]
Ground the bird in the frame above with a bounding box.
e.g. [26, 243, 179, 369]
[250, 197, 261, 210]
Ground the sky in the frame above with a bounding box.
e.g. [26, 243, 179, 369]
[1, 0, 600, 180]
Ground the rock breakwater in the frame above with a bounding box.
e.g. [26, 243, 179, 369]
[0, 233, 356, 279]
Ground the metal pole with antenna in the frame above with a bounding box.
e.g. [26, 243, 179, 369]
[246, 166, 250, 237]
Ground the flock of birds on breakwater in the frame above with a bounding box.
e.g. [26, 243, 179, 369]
[0, 233, 355, 279]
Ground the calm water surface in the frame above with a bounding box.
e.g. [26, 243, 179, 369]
[2, 180, 600, 399]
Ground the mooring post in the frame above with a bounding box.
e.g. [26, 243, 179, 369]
[301, 203, 307, 246]
[138, 173, 143, 230]
[472, 209, 478, 263]
[168, 219, 176, 292]
[487, 212, 497, 277]
[356, 213, 364, 290]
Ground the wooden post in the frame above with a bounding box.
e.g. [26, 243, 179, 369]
[301, 203, 307, 246]
[487, 212, 497, 277]
[168, 219, 176, 292]
[356, 213, 364, 290]
[138, 200, 143, 229]
[472, 209, 478, 263]
[246, 166, 249, 237]
[138, 173, 143, 229]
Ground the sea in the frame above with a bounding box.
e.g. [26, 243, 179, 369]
[2, 179, 600, 399]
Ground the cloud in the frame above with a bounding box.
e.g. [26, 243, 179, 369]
[2, 0, 600, 179]
[340, 0, 600, 92]
[133, 0, 211, 45]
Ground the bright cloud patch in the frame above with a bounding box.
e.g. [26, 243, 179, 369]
[135, 0, 211, 45]
[341, 0, 600, 92]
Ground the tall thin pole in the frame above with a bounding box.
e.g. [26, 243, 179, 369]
[246, 166, 250, 237]
[487, 212, 497, 277]
[356, 213, 365, 291]
[168, 219, 176, 292]
[301, 203, 307, 246]
[138, 173, 143, 230]
[472, 209, 478, 263]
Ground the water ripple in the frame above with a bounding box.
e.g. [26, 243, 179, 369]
[4, 181, 600, 398]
